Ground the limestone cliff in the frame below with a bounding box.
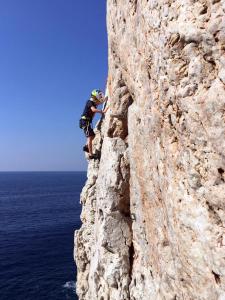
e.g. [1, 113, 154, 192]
[75, 0, 225, 299]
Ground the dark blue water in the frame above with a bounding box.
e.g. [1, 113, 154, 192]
[0, 172, 86, 300]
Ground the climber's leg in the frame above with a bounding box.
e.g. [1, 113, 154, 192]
[83, 123, 95, 158]
[87, 135, 94, 156]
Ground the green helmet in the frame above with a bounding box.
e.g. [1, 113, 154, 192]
[91, 89, 104, 102]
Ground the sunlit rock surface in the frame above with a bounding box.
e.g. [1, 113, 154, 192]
[75, 0, 225, 299]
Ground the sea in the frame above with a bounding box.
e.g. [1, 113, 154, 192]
[0, 171, 86, 300]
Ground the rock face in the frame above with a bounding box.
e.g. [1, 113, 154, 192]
[75, 0, 225, 299]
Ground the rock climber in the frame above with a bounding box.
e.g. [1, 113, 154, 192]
[79, 89, 108, 159]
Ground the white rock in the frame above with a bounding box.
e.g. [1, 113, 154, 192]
[75, 0, 225, 299]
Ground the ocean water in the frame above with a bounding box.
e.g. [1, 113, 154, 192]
[0, 172, 86, 300]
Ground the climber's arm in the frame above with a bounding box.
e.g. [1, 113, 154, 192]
[102, 106, 109, 113]
[102, 96, 110, 113]
[91, 106, 104, 114]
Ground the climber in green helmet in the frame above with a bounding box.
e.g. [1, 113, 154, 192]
[79, 89, 108, 159]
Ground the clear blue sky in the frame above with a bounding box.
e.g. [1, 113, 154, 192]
[0, 0, 108, 171]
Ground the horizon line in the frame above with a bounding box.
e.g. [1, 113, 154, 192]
[0, 170, 87, 172]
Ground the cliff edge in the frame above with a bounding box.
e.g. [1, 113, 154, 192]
[75, 0, 225, 299]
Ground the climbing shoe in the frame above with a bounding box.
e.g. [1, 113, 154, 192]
[83, 145, 89, 153]
[88, 153, 100, 160]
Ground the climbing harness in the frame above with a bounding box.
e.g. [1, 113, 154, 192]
[79, 116, 92, 136]
[79, 115, 90, 128]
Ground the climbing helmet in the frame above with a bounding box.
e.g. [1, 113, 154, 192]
[91, 89, 105, 102]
